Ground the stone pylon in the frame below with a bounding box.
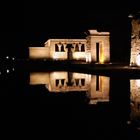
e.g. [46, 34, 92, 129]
[129, 12, 140, 66]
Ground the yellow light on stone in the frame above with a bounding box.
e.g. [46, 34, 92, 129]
[136, 54, 140, 66]
[73, 52, 85, 60]
[53, 53, 59, 59]
[99, 44, 104, 64]
[99, 56, 104, 64]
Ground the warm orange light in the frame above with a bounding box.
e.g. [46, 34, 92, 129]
[99, 76, 103, 91]
[99, 56, 104, 64]
[99, 50, 104, 64]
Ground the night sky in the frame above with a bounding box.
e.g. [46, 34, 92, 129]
[1, 1, 140, 63]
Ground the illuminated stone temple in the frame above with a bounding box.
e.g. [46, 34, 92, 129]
[130, 13, 140, 66]
[30, 72, 110, 104]
[29, 30, 110, 63]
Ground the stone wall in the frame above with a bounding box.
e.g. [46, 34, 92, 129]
[130, 13, 140, 66]
[29, 47, 49, 59]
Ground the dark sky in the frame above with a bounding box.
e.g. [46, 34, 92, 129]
[1, 1, 140, 62]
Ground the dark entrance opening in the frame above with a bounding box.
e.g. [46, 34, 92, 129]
[96, 42, 99, 63]
[96, 75, 99, 91]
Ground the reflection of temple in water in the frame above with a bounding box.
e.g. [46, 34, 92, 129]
[30, 72, 110, 104]
[130, 80, 140, 124]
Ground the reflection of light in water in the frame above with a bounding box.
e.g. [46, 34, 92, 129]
[136, 54, 140, 66]
[30, 72, 110, 105]
[130, 79, 140, 129]
[30, 72, 50, 85]
[89, 76, 109, 104]
[51, 71, 66, 78]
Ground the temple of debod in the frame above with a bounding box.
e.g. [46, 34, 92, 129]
[29, 30, 110, 64]
[29, 12, 140, 67]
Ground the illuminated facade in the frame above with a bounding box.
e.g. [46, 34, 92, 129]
[30, 72, 110, 104]
[29, 30, 110, 63]
[130, 80, 140, 123]
[130, 14, 140, 66]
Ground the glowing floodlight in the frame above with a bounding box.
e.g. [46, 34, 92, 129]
[136, 80, 140, 87]
[136, 54, 140, 66]
[99, 55, 104, 64]
[53, 53, 59, 60]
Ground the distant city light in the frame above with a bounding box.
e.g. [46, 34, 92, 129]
[6, 69, 10, 73]
[126, 121, 131, 125]
[6, 56, 9, 59]
[12, 57, 15, 60]
[12, 68, 15, 71]
[0, 72, 1, 75]
[137, 127, 140, 131]
[128, 14, 133, 18]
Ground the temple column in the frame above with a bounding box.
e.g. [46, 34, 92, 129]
[63, 43, 67, 52]
[78, 43, 82, 51]
[57, 42, 62, 51]
[79, 79, 82, 87]
[72, 43, 76, 52]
